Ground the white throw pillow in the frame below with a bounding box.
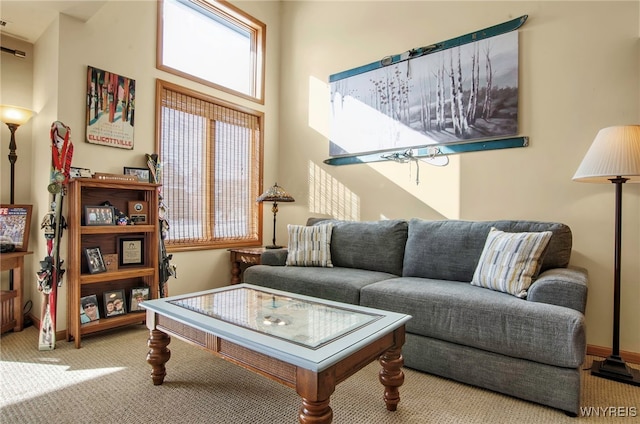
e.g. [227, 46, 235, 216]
[286, 224, 333, 267]
[471, 227, 552, 298]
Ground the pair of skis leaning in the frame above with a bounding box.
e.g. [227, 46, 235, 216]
[37, 121, 73, 350]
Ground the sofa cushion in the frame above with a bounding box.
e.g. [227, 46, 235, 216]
[360, 277, 586, 368]
[243, 264, 396, 305]
[308, 218, 408, 276]
[286, 223, 333, 267]
[403, 219, 572, 282]
[470, 227, 552, 298]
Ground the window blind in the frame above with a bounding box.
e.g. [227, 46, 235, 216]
[158, 81, 262, 250]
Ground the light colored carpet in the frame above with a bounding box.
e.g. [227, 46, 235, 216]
[1, 325, 638, 423]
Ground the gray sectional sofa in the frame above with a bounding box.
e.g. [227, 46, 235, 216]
[243, 218, 588, 415]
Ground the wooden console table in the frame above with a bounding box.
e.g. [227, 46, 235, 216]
[228, 247, 265, 284]
[1, 251, 32, 333]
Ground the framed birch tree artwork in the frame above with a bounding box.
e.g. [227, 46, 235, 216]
[329, 31, 519, 157]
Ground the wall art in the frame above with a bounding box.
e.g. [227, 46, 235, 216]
[329, 19, 522, 158]
[86, 65, 136, 149]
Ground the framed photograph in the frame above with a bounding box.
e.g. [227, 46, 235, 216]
[103, 253, 118, 272]
[0, 204, 32, 252]
[130, 287, 150, 312]
[69, 167, 92, 178]
[84, 247, 107, 274]
[84, 205, 114, 226]
[103, 289, 127, 317]
[80, 294, 100, 324]
[86, 65, 135, 150]
[123, 167, 150, 183]
[118, 236, 144, 267]
[127, 200, 148, 224]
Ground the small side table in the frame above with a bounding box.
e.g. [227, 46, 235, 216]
[0, 251, 32, 333]
[228, 247, 266, 284]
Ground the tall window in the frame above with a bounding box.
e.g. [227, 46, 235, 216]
[157, 80, 263, 251]
[158, 0, 265, 104]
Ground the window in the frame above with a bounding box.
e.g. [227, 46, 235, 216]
[156, 79, 263, 251]
[157, 0, 265, 104]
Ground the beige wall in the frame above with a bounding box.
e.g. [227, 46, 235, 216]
[1, 1, 638, 355]
[276, 1, 640, 354]
[2, 0, 281, 331]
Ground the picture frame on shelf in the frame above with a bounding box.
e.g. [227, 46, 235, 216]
[84, 247, 107, 274]
[130, 287, 150, 312]
[118, 236, 144, 267]
[0, 204, 32, 252]
[103, 289, 127, 317]
[103, 253, 118, 272]
[69, 167, 92, 178]
[84, 205, 114, 226]
[80, 294, 100, 324]
[124, 167, 150, 183]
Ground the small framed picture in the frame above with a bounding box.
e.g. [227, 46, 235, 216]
[84, 247, 107, 274]
[124, 167, 150, 183]
[130, 287, 150, 312]
[69, 167, 92, 178]
[103, 253, 118, 272]
[0, 204, 32, 252]
[118, 236, 144, 267]
[80, 294, 100, 324]
[84, 205, 114, 226]
[103, 289, 127, 317]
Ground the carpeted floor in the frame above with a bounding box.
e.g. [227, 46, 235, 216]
[1, 325, 638, 423]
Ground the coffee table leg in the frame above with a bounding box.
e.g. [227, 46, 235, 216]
[379, 345, 404, 411]
[299, 398, 333, 424]
[146, 329, 171, 385]
[296, 368, 334, 424]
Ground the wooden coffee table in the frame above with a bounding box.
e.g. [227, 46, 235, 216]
[143, 283, 411, 423]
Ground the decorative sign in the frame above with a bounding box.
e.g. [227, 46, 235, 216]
[86, 65, 136, 149]
[128, 201, 148, 225]
[329, 31, 519, 157]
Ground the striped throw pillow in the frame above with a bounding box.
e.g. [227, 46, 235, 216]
[471, 227, 552, 298]
[286, 224, 333, 267]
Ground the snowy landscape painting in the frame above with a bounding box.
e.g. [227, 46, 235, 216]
[329, 31, 519, 157]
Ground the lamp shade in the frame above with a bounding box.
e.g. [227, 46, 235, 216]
[0, 105, 34, 126]
[257, 183, 295, 203]
[573, 125, 640, 183]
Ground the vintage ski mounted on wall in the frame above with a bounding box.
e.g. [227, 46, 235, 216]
[326, 15, 528, 166]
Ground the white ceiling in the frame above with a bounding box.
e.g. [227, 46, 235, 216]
[0, 0, 107, 44]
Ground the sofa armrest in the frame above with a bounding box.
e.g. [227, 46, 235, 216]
[260, 249, 288, 266]
[527, 266, 588, 313]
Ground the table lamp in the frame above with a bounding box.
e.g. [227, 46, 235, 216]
[257, 182, 295, 249]
[573, 125, 640, 386]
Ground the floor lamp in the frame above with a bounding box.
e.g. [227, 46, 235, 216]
[573, 125, 640, 386]
[0, 105, 34, 292]
[257, 183, 295, 249]
[0, 104, 35, 203]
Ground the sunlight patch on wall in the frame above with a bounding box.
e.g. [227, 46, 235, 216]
[308, 160, 360, 221]
[308, 75, 460, 219]
[308, 75, 330, 138]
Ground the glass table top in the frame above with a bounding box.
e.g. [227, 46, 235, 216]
[170, 287, 382, 349]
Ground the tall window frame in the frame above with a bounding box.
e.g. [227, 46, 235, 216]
[156, 79, 264, 251]
[157, 0, 266, 104]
